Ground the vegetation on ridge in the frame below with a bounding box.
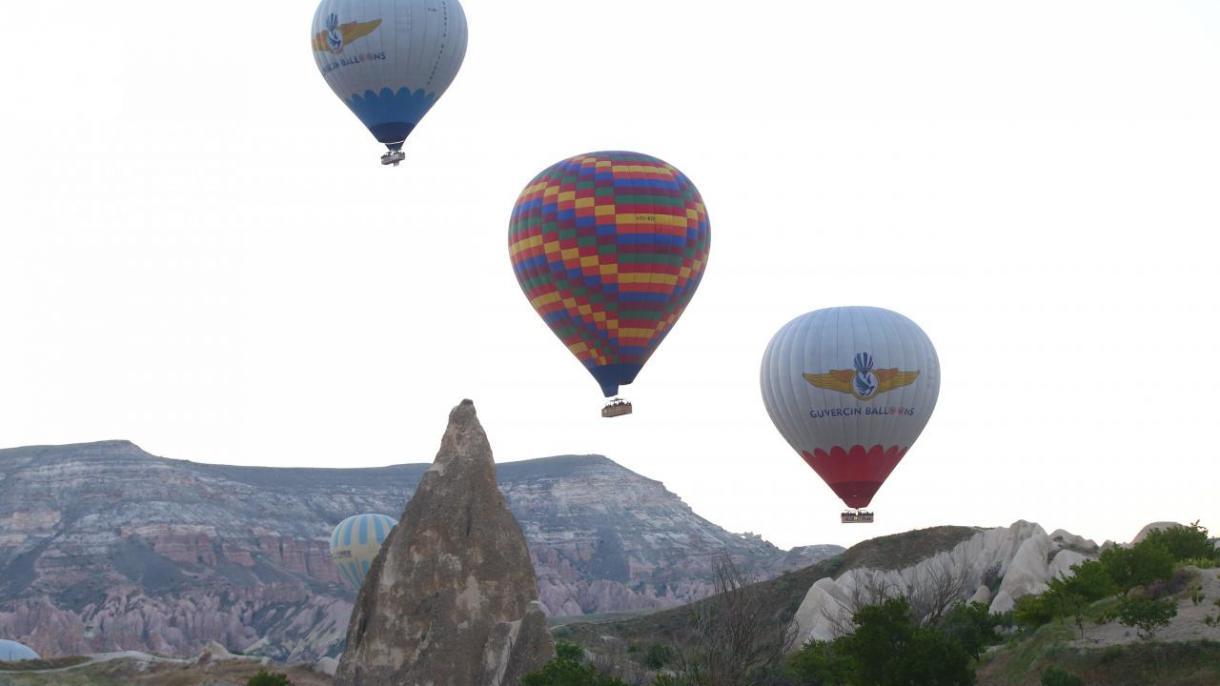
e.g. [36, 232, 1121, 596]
[533, 522, 1220, 686]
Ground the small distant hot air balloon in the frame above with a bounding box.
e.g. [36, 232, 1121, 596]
[760, 307, 940, 523]
[0, 640, 39, 662]
[329, 513, 397, 588]
[311, 0, 468, 165]
[509, 151, 711, 417]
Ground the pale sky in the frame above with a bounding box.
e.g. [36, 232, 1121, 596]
[2, 1, 1219, 550]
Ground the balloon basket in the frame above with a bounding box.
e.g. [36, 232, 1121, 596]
[381, 150, 406, 166]
[841, 510, 874, 524]
[601, 398, 633, 418]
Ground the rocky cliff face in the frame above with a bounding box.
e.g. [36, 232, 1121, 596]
[337, 400, 553, 685]
[0, 440, 838, 662]
[789, 521, 1099, 644]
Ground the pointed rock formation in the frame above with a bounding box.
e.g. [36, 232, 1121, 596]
[335, 400, 555, 686]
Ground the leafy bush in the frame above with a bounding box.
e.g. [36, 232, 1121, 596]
[1100, 540, 1175, 592]
[788, 640, 852, 685]
[555, 642, 584, 661]
[1041, 666, 1084, 686]
[643, 643, 674, 669]
[1115, 596, 1177, 639]
[1141, 522, 1216, 562]
[937, 602, 1001, 660]
[1013, 594, 1055, 630]
[1061, 560, 1118, 601]
[1183, 557, 1216, 569]
[521, 642, 629, 686]
[247, 671, 292, 686]
[787, 598, 975, 686]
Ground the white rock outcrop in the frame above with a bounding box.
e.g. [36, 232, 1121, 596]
[790, 521, 1100, 646]
[1132, 522, 1183, 544]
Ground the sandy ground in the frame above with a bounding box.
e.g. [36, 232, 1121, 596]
[1072, 567, 1220, 647]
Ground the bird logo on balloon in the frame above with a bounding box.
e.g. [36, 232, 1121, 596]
[803, 352, 919, 401]
[313, 13, 382, 54]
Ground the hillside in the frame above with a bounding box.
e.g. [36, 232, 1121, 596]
[553, 525, 978, 649]
[0, 440, 840, 663]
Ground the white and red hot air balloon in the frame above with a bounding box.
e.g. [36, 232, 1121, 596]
[760, 307, 940, 523]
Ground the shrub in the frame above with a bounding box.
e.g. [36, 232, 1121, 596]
[788, 640, 852, 685]
[521, 642, 628, 686]
[247, 672, 292, 686]
[1062, 560, 1118, 601]
[643, 643, 674, 670]
[1100, 540, 1175, 592]
[1013, 594, 1054, 630]
[938, 602, 1001, 659]
[1116, 596, 1177, 639]
[556, 642, 584, 661]
[1142, 522, 1216, 562]
[1041, 666, 1084, 686]
[786, 598, 976, 686]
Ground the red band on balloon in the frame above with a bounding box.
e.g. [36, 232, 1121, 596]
[799, 445, 909, 509]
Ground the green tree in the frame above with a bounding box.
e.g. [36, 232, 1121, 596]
[247, 671, 292, 686]
[1142, 522, 1217, 562]
[788, 640, 852, 685]
[555, 642, 584, 661]
[937, 602, 1000, 660]
[521, 642, 628, 686]
[1061, 560, 1118, 601]
[1040, 666, 1084, 686]
[1013, 594, 1054, 630]
[840, 598, 974, 686]
[643, 643, 674, 670]
[1115, 596, 1177, 640]
[1100, 540, 1175, 592]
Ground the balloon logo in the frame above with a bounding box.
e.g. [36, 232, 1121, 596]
[509, 151, 711, 416]
[761, 307, 940, 515]
[311, 0, 468, 165]
[329, 513, 397, 589]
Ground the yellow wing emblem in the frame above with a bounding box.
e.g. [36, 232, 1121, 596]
[802, 370, 854, 394]
[875, 368, 920, 394]
[803, 367, 920, 400]
[313, 19, 383, 53]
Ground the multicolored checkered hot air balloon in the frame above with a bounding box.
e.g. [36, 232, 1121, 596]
[329, 513, 397, 589]
[509, 151, 711, 417]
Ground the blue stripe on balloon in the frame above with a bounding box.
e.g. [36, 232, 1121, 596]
[358, 516, 369, 545]
[373, 516, 385, 542]
[343, 517, 354, 546]
[345, 87, 438, 144]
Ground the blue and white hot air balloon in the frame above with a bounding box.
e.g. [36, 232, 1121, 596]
[329, 513, 397, 589]
[311, 0, 468, 165]
[0, 639, 39, 662]
[760, 307, 941, 522]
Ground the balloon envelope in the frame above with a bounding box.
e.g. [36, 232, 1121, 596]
[311, 0, 468, 152]
[329, 513, 397, 588]
[760, 307, 940, 509]
[509, 151, 711, 397]
[0, 640, 39, 662]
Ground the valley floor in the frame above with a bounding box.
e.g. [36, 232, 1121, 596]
[0, 654, 330, 686]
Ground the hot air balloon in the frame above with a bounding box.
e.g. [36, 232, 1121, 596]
[0, 640, 39, 662]
[311, 0, 468, 165]
[509, 151, 711, 417]
[329, 513, 397, 588]
[760, 307, 940, 523]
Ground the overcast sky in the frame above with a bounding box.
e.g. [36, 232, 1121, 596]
[3, 1, 1219, 550]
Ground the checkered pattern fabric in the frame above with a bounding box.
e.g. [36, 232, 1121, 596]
[509, 151, 711, 397]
